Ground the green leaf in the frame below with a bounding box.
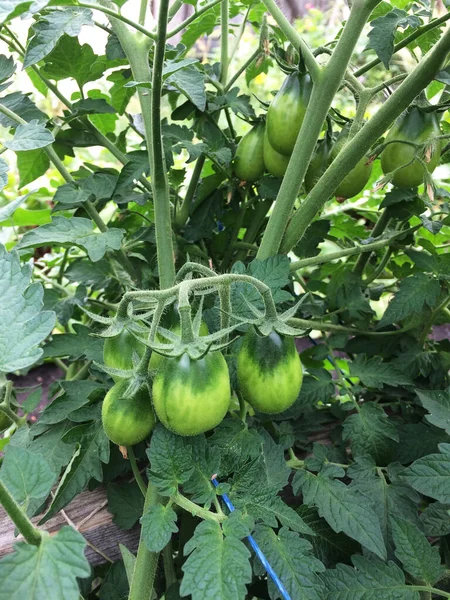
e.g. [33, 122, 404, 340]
[396, 423, 449, 464]
[41, 421, 110, 522]
[98, 561, 129, 600]
[0, 527, 90, 600]
[391, 516, 443, 585]
[147, 424, 195, 496]
[43, 323, 104, 362]
[4, 120, 54, 151]
[324, 555, 420, 599]
[107, 482, 144, 530]
[23, 8, 94, 68]
[181, 520, 252, 600]
[182, 435, 221, 506]
[416, 387, 450, 435]
[0, 445, 56, 516]
[0, 92, 47, 128]
[180, 7, 220, 49]
[367, 9, 421, 69]
[39, 380, 104, 425]
[0, 244, 55, 373]
[21, 387, 42, 413]
[0, 54, 15, 82]
[252, 525, 325, 600]
[420, 502, 450, 536]
[293, 470, 387, 559]
[17, 148, 49, 187]
[210, 418, 263, 474]
[71, 98, 116, 116]
[294, 219, 330, 259]
[0, 193, 29, 221]
[400, 448, 450, 503]
[350, 355, 413, 389]
[28, 421, 77, 473]
[141, 504, 179, 552]
[53, 182, 91, 206]
[0, 157, 8, 191]
[40, 34, 99, 88]
[17, 216, 125, 262]
[167, 65, 206, 112]
[379, 273, 441, 327]
[342, 403, 399, 464]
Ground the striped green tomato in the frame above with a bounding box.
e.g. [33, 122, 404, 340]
[102, 379, 155, 446]
[149, 321, 209, 371]
[237, 329, 303, 414]
[152, 352, 230, 436]
[104, 329, 146, 380]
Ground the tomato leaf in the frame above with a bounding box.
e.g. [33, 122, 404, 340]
[416, 387, 450, 436]
[107, 482, 145, 530]
[400, 445, 450, 503]
[141, 504, 179, 552]
[367, 9, 421, 69]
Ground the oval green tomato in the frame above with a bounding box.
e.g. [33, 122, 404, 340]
[304, 136, 332, 192]
[152, 351, 230, 436]
[234, 123, 265, 183]
[263, 129, 290, 178]
[381, 107, 441, 188]
[237, 329, 303, 414]
[102, 380, 155, 446]
[104, 329, 146, 380]
[266, 71, 313, 156]
[330, 127, 372, 199]
[149, 321, 209, 371]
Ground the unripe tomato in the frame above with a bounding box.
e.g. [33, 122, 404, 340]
[149, 321, 209, 371]
[102, 380, 155, 446]
[330, 126, 372, 199]
[263, 129, 290, 178]
[104, 329, 146, 380]
[381, 106, 441, 188]
[304, 136, 332, 192]
[152, 351, 230, 436]
[266, 71, 313, 156]
[237, 329, 303, 414]
[234, 123, 265, 183]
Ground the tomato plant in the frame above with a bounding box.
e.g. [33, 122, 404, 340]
[0, 0, 450, 599]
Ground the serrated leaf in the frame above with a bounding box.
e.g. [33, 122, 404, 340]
[400, 450, 450, 503]
[293, 470, 387, 559]
[379, 273, 441, 327]
[0, 157, 8, 192]
[39, 380, 102, 425]
[0, 92, 47, 128]
[41, 421, 110, 522]
[0, 244, 55, 373]
[107, 482, 144, 530]
[28, 421, 76, 473]
[141, 504, 178, 552]
[420, 502, 450, 536]
[167, 65, 206, 111]
[43, 323, 104, 362]
[350, 355, 412, 389]
[342, 403, 399, 464]
[181, 520, 251, 600]
[416, 387, 450, 435]
[367, 9, 421, 69]
[17, 216, 125, 262]
[23, 8, 94, 68]
[210, 418, 263, 474]
[147, 424, 194, 496]
[0, 445, 56, 516]
[0, 527, 90, 600]
[323, 555, 420, 599]
[182, 435, 221, 506]
[0, 54, 15, 82]
[40, 34, 99, 88]
[17, 149, 49, 187]
[252, 525, 325, 600]
[4, 120, 54, 151]
[0, 193, 29, 221]
[391, 516, 443, 585]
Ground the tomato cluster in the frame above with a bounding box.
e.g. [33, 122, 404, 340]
[101, 324, 303, 443]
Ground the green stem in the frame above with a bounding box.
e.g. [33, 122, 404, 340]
[220, 0, 229, 85]
[354, 12, 450, 77]
[128, 446, 147, 497]
[257, 0, 376, 260]
[260, 0, 320, 81]
[235, 197, 271, 263]
[57, 248, 69, 285]
[174, 492, 225, 522]
[175, 155, 205, 228]
[162, 542, 177, 590]
[411, 587, 450, 599]
[128, 485, 161, 600]
[168, 0, 183, 20]
[139, 0, 148, 25]
[0, 479, 42, 545]
[363, 247, 393, 285]
[280, 25, 450, 254]
[353, 209, 390, 275]
[225, 48, 262, 92]
[167, 0, 224, 38]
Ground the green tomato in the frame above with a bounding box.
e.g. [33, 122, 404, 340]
[304, 136, 332, 192]
[266, 71, 313, 156]
[263, 129, 290, 178]
[102, 380, 155, 446]
[381, 106, 442, 188]
[330, 126, 373, 199]
[104, 329, 146, 380]
[237, 329, 303, 414]
[149, 321, 209, 371]
[152, 351, 230, 436]
[234, 123, 265, 183]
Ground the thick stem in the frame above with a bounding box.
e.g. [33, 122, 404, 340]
[220, 0, 229, 85]
[0, 479, 42, 545]
[353, 209, 390, 275]
[163, 542, 177, 590]
[257, 0, 375, 260]
[281, 26, 450, 254]
[128, 485, 161, 600]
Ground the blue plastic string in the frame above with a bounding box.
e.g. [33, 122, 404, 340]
[211, 476, 292, 600]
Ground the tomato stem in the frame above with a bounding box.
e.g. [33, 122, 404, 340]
[0, 479, 42, 546]
[174, 492, 226, 522]
[128, 446, 147, 497]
